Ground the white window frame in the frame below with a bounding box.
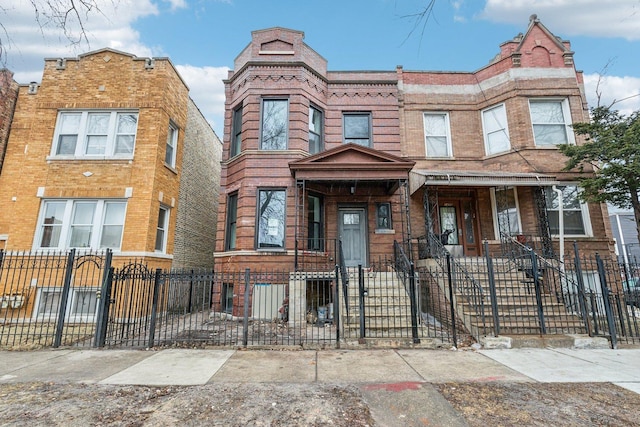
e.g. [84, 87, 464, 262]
[490, 187, 523, 238]
[33, 287, 99, 322]
[545, 185, 592, 237]
[155, 205, 170, 253]
[34, 200, 127, 251]
[482, 103, 511, 156]
[529, 98, 575, 147]
[165, 122, 178, 168]
[423, 112, 452, 158]
[50, 110, 138, 159]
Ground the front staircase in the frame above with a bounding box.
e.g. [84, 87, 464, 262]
[447, 257, 587, 338]
[340, 269, 423, 343]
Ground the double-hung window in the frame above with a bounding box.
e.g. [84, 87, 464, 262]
[155, 206, 169, 252]
[165, 122, 178, 168]
[34, 286, 98, 322]
[36, 200, 126, 250]
[545, 186, 591, 236]
[343, 113, 371, 147]
[309, 106, 323, 154]
[261, 99, 288, 150]
[482, 104, 510, 155]
[257, 189, 286, 249]
[529, 99, 574, 146]
[231, 106, 243, 157]
[423, 112, 452, 158]
[225, 193, 238, 251]
[491, 187, 522, 237]
[52, 110, 138, 158]
[308, 194, 323, 250]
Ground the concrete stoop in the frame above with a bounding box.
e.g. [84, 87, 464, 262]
[480, 334, 611, 350]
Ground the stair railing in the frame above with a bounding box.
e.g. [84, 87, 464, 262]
[338, 240, 349, 317]
[499, 231, 590, 334]
[427, 232, 487, 338]
[393, 240, 420, 343]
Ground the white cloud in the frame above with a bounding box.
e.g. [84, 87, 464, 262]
[164, 0, 188, 10]
[480, 0, 640, 40]
[3, 0, 159, 83]
[583, 74, 640, 115]
[176, 64, 229, 136]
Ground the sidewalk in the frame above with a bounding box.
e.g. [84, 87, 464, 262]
[1, 347, 639, 426]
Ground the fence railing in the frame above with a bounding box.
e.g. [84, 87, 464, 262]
[0, 249, 110, 349]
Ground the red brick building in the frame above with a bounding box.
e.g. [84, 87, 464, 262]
[215, 18, 613, 275]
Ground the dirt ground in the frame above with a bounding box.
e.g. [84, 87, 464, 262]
[0, 380, 639, 426]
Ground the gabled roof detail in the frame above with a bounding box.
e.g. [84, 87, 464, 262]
[495, 15, 574, 68]
[289, 143, 415, 182]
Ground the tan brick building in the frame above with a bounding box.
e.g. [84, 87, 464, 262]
[216, 18, 613, 274]
[0, 48, 221, 269]
[0, 69, 19, 184]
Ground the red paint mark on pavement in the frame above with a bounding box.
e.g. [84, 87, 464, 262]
[472, 376, 507, 382]
[363, 382, 424, 392]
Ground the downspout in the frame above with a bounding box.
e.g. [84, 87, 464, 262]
[615, 214, 629, 266]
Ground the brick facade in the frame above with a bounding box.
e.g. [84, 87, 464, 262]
[0, 70, 19, 178]
[0, 49, 221, 269]
[216, 18, 614, 273]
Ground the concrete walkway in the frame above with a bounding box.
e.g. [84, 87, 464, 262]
[1, 347, 639, 426]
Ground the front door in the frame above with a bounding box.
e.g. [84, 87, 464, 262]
[438, 198, 480, 256]
[339, 208, 368, 267]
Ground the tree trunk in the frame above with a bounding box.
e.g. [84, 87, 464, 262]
[630, 189, 640, 247]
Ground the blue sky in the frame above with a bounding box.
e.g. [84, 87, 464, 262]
[2, 0, 640, 136]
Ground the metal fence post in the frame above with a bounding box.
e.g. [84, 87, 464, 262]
[408, 261, 420, 344]
[242, 269, 250, 347]
[94, 249, 113, 347]
[446, 253, 458, 348]
[334, 265, 341, 346]
[572, 241, 592, 335]
[484, 241, 500, 337]
[358, 264, 365, 339]
[596, 254, 618, 349]
[53, 249, 76, 348]
[147, 268, 163, 348]
[530, 248, 546, 334]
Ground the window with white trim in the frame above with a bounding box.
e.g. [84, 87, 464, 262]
[545, 186, 591, 236]
[309, 105, 323, 154]
[491, 187, 522, 238]
[423, 112, 452, 158]
[482, 104, 510, 155]
[36, 200, 126, 250]
[34, 287, 98, 322]
[529, 99, 574, 146]
[165, 122, 178, 167]
[155, 206, 169, 252]
[51, 111, 138, 158]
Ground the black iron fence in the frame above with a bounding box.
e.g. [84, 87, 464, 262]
[3, 240, 636, 350]
[0, 249, 109, 349]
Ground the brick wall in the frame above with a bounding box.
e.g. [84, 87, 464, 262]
[0, 69, 19, 174]
[0, 49, 192, 264]
[173, 98, 222, 268]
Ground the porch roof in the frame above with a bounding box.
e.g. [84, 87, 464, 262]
[409, 170, 561, 194]
[290, 144, 415, 183]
